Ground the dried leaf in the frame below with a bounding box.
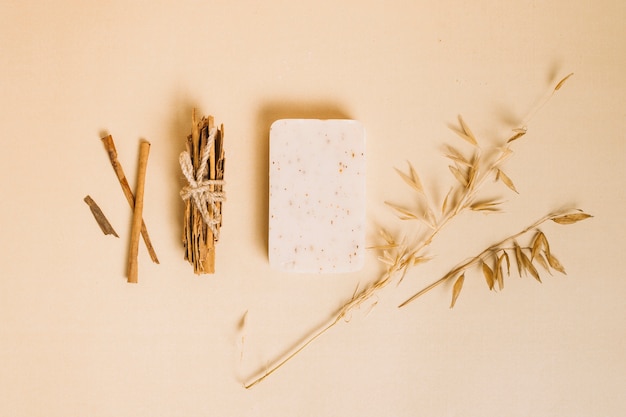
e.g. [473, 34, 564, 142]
[385, 201, 420, 220]
[552, 212, 593, 225]
[377, 254, 396, 266]
[531, 231, 546, 260]
[441, 187, 453, 215]
[482, 261, 494, 290]
[457, 116, 478, 146]
[470, 200, 503, 212]
[420, 208, 436, 229]
[495, 146, 514, 165]
[502, 251, 511, 276]
[495, 255, 505, 290]
[444, 145, 472, 167]
[449, 165, 469, 188]
[520, 251, 541, 283]
[513, 242, 523, 277]
[496, 169, 518, 193]
[467, 163, 478, 189]
[411, 255, 433, 266]
[379, 228, 397, 246]
[547, 253, 566, 274]
[507, 128, 527, 143]
[534, 252, 552, 274]
[450, 273, 465, 308]
[395, 161, 424, 193]
[554, 73, 574, 91]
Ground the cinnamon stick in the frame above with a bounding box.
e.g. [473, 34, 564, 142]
[127, 141, 151, 283]
[101, 135, 159, 264]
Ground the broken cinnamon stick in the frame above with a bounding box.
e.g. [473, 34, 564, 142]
[127, 141, 151, 283]
[84, 195, 119, 237]
[101, 135, 159, 264]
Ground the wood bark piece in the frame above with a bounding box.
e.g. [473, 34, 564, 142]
[127, 141, 151, 283]
[83, 195, 119, 237]
[101, 135, 160, 264]
[181, 110, 225, 274]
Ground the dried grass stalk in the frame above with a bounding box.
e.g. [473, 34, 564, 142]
[244, 73, 589, 387]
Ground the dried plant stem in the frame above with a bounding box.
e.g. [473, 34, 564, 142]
[399, 209, 571, 307]
[244, 313, 343, 389]
[245, 73, 581, 387]
[244, 269, 396, 389]
[101, 135, 159, 264]
[127, 141, 151, 284]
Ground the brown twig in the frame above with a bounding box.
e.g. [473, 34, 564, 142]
[127, 141, 151, 283]
[101, 135, 159, 264]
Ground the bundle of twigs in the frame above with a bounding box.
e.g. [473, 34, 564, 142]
[180, 110, 225, 274]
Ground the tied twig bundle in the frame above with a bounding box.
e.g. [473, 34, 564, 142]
[180, 110, 225, 274]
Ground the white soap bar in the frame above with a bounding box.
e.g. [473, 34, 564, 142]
[269, 119, 366, 273]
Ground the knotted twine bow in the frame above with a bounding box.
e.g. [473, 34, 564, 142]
[179, 127, 225, 239]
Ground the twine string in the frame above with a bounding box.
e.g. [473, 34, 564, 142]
[179, 127, 225, 238]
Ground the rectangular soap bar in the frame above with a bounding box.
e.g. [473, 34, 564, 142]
[269, 119, 366, 273]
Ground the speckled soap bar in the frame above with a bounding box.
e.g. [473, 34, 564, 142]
[269, 119, 366, 273]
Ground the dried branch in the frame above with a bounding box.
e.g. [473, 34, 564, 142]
[244, 73, 586, 388]
[398, 208, 592, 308]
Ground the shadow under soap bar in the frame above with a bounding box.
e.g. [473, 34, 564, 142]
[269, 119, 366, 273]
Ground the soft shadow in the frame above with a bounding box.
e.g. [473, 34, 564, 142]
[253, 101, 351, 258]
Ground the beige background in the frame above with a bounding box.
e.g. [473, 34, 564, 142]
[1, 0, 625, 416]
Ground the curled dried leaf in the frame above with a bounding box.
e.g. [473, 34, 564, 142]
[450, 273, 465, 308]
[551, 212, 593, 225]
[502, 251, 511, 276]
[554, 73, 574, 91]
[496, 169, 518, 194]
[482, 261, 494, 290]
[507, 128, 527, 143]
